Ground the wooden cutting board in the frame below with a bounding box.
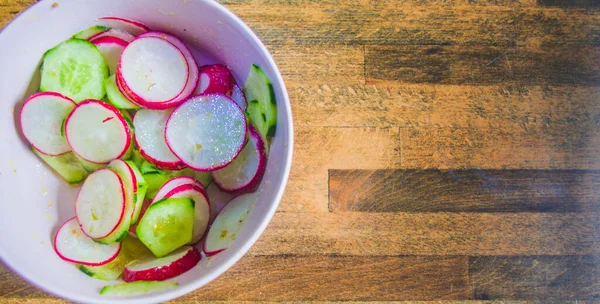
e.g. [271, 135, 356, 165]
[1, 0, 599, 303]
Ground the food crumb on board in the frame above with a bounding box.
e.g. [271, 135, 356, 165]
[48, 201, 55, 208]
[51, 2, 58, 8]
[45, 213, 53, 221]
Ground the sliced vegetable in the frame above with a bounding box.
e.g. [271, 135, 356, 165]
[136, 198, 195, 257]
[105, 74, 139, 110]
[204, 193, 254, 256]
[76, 154, 106, 173]
[92, 36, 128, 75]
[243, 64, 277, 140]
[97, 17, 150, 36]
[54, 217, 121, 266]
[72, 25, 109, 40]
[123, 246, 200, 282]
[118, 36, 189, 108]
[205, 183, 235, 223]
[165, 94, 247, 171]
[40, 39, 108, 102]
[125, 160, 148, 225]
[89, 28, 136, 43]
[33, 149, 88, 184]
[163, 183, 210, 244]
[133, 109, 185, 170]
[107, 159, 137, 233]
[230, 84, 247, 110]
[20, 92, 75, 156]
[75, 169, 126, 243]
[100, 281, 178, 296]
[212, 126, 267, 194]
[195, 64, 233, 95]
[78, 236, 152, 280]
[151, 176, 199, 204]
[139, 31, 199, 106]
[65, 100, 132, 164]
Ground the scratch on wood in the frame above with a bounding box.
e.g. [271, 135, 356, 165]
[485, 51, 509, 67]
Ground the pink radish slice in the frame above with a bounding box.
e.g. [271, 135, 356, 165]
[128, 199, 152, 238]
[92, 36, 128, 75]
[98, 17, 150, 36]
[212, 126, 267, 194]
[203, 193, 254, 256]
[205, 183, 235, 223]
[194, 64, 233, 95]
[118, 36, 189, 108]
[165, 94, 247, 171]
[133, 109, 185, 170]
[123, 246, 200, 282]
[115, 72, 142, 107]
[75, 169, 126, 239]
[54, 217, 121, 266]
[138, 31, 199, 107]
[20, 92, 76, 156]
[230, 84, 247, 110]
[65, 100, 131, 164]
[163, 183, 210, 244]
[89, 28, 136, 43]
[151, 176, 200, 204]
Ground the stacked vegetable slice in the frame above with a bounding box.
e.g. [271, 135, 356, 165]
[19, 15, 279, 296]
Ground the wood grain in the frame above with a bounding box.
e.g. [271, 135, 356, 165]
[470, 256, 600, 300]
[365, 45, 600, 85]
[329, 169, 600, 212]
[249, 211, 600, 256]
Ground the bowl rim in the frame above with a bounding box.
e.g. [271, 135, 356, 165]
[0, 0, 294, 303]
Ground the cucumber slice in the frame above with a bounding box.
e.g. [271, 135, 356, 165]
[72, 25, 110, 40]
[78, 236, 152, 281]
[33, 148, 88, 184]
[75, 169, 127, 244]
[100, 281, 178, 296]
[105, 74, 139, 110]
[143, 173, 172, 200]
[40, 39, 108, 102]
[75, 154, 106, 173]
[136, 198, 195, 257]
[131, 145, 145, 168]
[125, 160, 148, 225]
[243, 64, 277, 140]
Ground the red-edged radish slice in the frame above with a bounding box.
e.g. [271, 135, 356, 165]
[118, 36, 189, 108]
[75, 169, 126, 240]
[107, 159, 137, 228]
[90, 28, 136, 43]
[203, 194, 254, 256]
[165, 94, 247, 171]
[65, 100, 131, 164]
[20, 92, 76, 156]
[122, 246, 200, 282]
[133, 109, 185, 170]
[54, 217, 121, 266]
[138, 31, 199, 107]
[151, 176, 199, 204]
[115, 72, 141, 106]
[92, 36, 128, 75]
[98, 17, 150, 36]
[230, 84, 247, 110]
[212, 126, 267, 194]
[194, 64, 233, 95]
[163, 183, 210, 244]
[206, 183, 235, 223]
[128, 199, 152, 238]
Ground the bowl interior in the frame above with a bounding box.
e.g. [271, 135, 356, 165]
[0, 0, 292, 303]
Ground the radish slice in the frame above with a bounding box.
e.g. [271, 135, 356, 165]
[92, 36, 128, 75]
[163, 183, 210, 244]
[123, 246, 201, 282]
[194, 64, 233, 95]
[20, 92, 76, 156]
[54, 217, 121, 266]
[90, 28, 136, 43]
[65, 100, 131, 164]
[98, 17, 150, 36]
[230, 84, 247, 110]
[118, 36, 189, 108]
[206, 183, 235, 223]
[139, 31, 199, 107]
[75, 169, 126, 239]
[133, 109, 185, 170]
[151, 176, 199, 204]
[212, 126, 267, 194]
[165, 94, 247, 171]
[203, 194, 254, 256]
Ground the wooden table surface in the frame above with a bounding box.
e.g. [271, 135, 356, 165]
[2, 0, 600, 303]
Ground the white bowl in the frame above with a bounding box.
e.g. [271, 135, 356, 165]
[0, 0, 293, 303]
